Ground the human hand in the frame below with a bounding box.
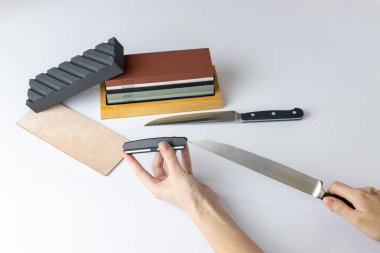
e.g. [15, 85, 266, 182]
[121, 141, 219, 214]
[323, 181, 380, 241]
[122, 141, 262, 253]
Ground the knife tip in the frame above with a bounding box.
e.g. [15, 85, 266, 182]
[144, 121, 158, 126]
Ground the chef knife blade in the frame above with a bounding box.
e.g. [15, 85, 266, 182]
[145, 108, 304, 126]
[189, 139, 354, 208]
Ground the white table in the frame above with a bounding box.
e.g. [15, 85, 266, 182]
[1, 0, 379, 252]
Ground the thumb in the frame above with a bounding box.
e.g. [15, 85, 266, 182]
[158, 141, 181, 173]
[323, 197, 357, 224]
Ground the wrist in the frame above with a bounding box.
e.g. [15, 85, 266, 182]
[186, 191, 225, 223]
[186, 193, 210, 220]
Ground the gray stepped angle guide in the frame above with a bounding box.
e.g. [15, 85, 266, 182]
[26, 37, 124, 112]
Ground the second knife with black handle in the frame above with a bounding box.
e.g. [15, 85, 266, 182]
[145, 108, 304, 126]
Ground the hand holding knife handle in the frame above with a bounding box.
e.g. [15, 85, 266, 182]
[322, 192, 355, 209]
[240, 108, 304, 122]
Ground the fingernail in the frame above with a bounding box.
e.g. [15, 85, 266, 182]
[324, 197, 335, 208]
[159, 141, 170, 151]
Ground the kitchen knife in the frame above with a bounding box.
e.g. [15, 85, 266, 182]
[145, 108, 304, 126]
[189, 139, 354, 209]
[123, 137, 187, 154]
[122, 137, 353, 208]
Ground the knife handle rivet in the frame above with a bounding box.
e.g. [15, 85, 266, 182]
[271, 112, 276, 115]
[251, 113, 255, 117]
[292, 110, 297, 114]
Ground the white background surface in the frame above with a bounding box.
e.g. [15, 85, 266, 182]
[1, 0, 380, 252]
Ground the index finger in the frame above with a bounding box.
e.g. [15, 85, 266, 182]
[181, 144, 192, 175]
[327, 181, 358, 203]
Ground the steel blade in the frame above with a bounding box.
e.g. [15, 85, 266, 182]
[145, 111, 239, 126]
[189, 140, 324, 198]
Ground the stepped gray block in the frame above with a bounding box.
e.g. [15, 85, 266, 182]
[26, 37, 124, 112]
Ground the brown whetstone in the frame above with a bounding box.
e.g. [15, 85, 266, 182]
[105, 48, 213, 87]
[100, 67, 224, 119]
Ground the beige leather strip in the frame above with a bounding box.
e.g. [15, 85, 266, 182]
[17, 104, 128, 176]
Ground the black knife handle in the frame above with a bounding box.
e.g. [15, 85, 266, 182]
[240, 108, 304, 122]
[322, 192, 355, 209]
[123, 137, 188, 154]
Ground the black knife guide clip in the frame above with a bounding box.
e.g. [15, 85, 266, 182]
[123, 137, 188, 154]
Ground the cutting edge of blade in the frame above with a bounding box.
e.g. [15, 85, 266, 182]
[189, 139, 324, 198]
[146, 111, 237, 125]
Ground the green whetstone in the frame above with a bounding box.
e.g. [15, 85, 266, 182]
[26, 37, 124, 112]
